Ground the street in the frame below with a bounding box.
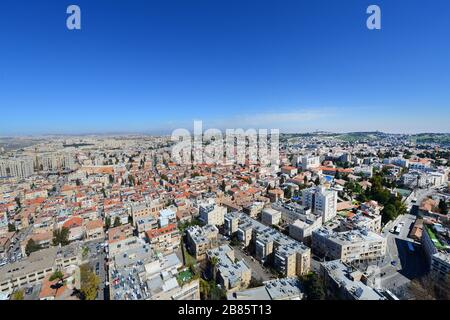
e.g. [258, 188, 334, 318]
[84, 239, 107, 300]
[377, 213, 428, 296]
[6, 226, 32, 263]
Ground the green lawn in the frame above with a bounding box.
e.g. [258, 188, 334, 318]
[177, 270, 194, 284]
[425, 226, 447, 250]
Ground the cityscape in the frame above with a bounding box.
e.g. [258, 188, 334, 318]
[1, 0, 450, 304]
[0, 132, 449, 301]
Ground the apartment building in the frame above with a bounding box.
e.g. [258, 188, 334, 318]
[35, 152, 77, 172]
[430, 252, 450, 284]
[0, 244, 82, 293]
[297, 155, 321, 170]
[207, 245, 251, 292]
[289, 215, 322, 245]
[224, 212, 311, 276]
[312, 227, 386, 264]
[261, 208, 282, 226]
[158, 208, 176, 227]
[107, 224, 136, 256]
[185, 224, 219, 260]
[339, 210, 382, 234]
[271, 202, 313, 225]
[130, 200, 165, 222]
[136, 216, 159, 236]
[146, 223, 180, 254]
[0, 157, 34, 179]
[321, 260, 388, 300]
[243, 201, 264, 218]
[109, 243, 200, 300]
[302, 186, 337, 223]
[85, 219, 105, 241]
[228, 277, 304, 300]
[199, 203, 226, 226]
[422, 222, 450, 287]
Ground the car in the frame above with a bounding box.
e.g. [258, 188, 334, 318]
[391, 260, 397, 266]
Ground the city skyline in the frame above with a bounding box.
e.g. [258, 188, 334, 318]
[1, 0, 450, 135]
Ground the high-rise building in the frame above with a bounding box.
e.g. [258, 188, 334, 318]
[0, 157, 34, 178]
[302, 186, 337, 223]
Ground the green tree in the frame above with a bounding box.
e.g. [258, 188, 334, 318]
[25, 238, 42, 256]
[300, 272, 325, 300]
[284, 188, 292, 200]
[11, 289, 24, 300]
[80, 264, 100, 300]
[383, 204, 398, 223]
[105, 216, 111, 229]
[113, 216, 121, 227]
[53, 227, 70, 246]
[8, 223, 16, 232]
[128, 175, 135, 186]
[49, 270, 65, 283]
[14, 197, 21, 208]
[221, 180, 226, 192]
[438, 199, 448, 215]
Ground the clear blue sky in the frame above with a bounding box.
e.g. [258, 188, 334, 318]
[0, 0, 449, 135]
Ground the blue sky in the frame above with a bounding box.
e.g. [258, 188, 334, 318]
[0, 0, 449, 135]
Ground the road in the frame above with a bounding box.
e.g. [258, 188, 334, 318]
[84, 239, 107, 300]
[376, 213, 428, 297]
[7, 226, 33, 263]
[233, 245, 273, 283]
[215, 233, 274, 282]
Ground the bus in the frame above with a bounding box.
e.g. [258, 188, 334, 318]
[407, 242, 415, 253]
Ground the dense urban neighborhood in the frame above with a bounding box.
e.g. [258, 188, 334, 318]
[0, 132, 449, 301]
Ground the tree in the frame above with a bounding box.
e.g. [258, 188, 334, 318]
[75, 179, 82, 186]
[80, 264, 100, 300]
[128, 174, 135, 186]
[300, 272, 325, 300]
[53, 227, 70, 246]
[382, 204, 398, 222]
[8, 223, 16, 232]
[113, 216, 121, 228]
[49, 270, 65, 283]
[284, 188, 292, 200]
[25, 238, 42, 256]
[199, 278, 210, 300]
[105, 217, 111, 229]
[314, 177, 320, 186]
[438, 199, 448, 215]
[14, 197, 21, 208]
[11, 289, 24, 300]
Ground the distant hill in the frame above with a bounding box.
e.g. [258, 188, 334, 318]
[409, 133, 450, 145]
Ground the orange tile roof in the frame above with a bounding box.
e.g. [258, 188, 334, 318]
[63, 216, 83, 229]
[86, 219, 103, 230]
[145, 223, 177, 239]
